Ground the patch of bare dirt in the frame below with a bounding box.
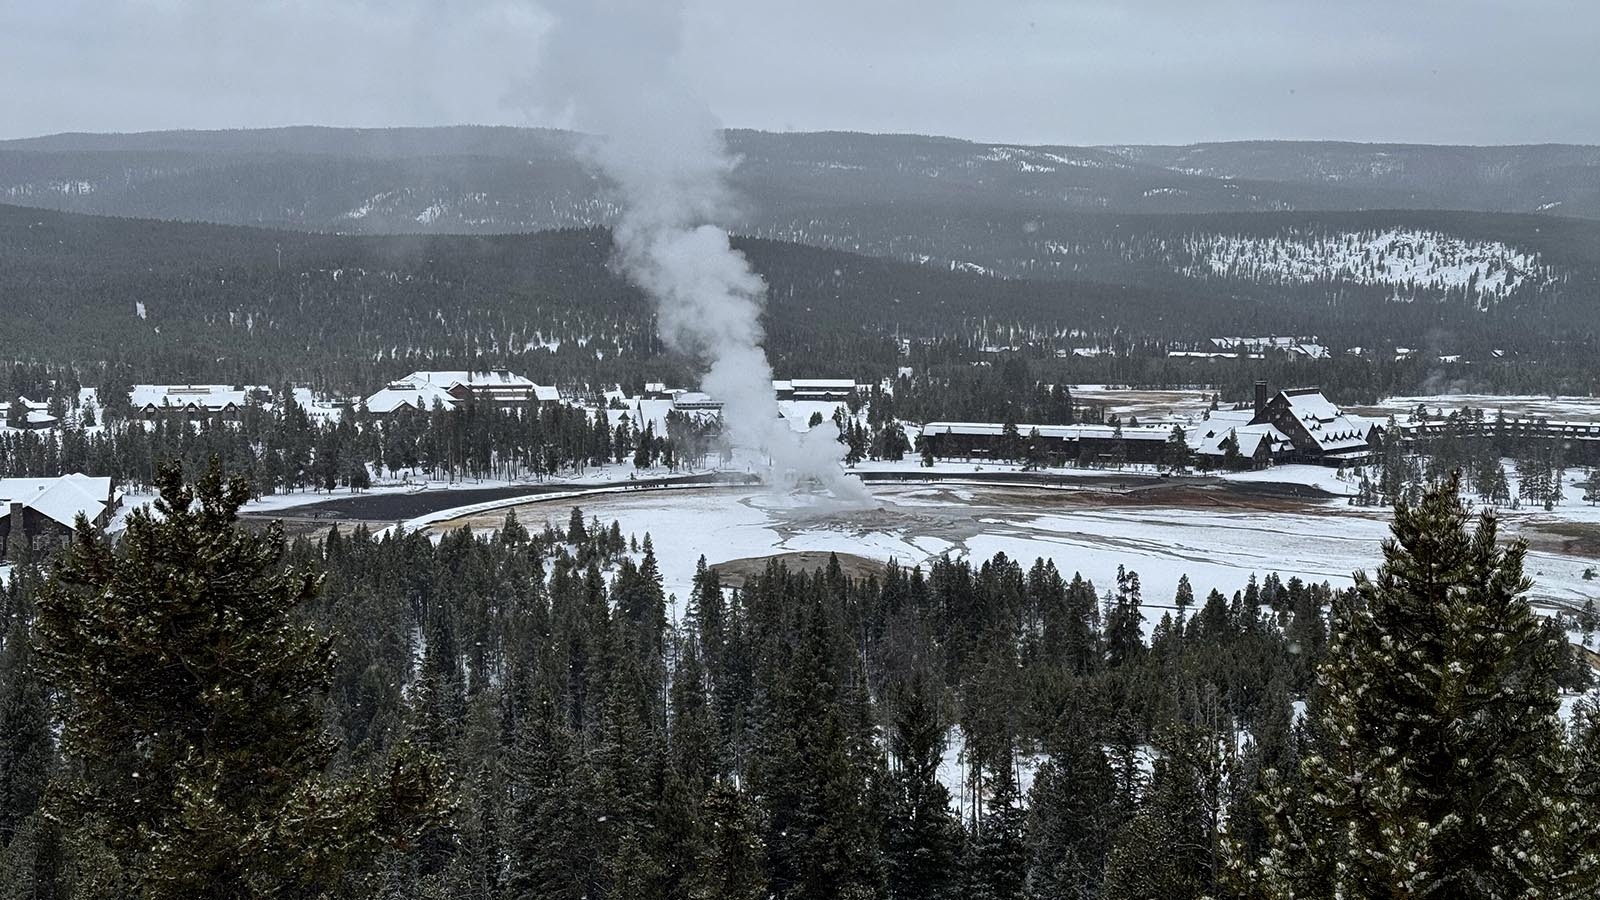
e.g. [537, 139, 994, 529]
[706, 551, 888, 587]
[1523, 521, 1600, 558]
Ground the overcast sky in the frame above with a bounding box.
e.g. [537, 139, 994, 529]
[3, 0, 1596, 145]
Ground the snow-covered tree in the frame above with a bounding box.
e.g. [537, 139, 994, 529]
[1239, 473, 1590, 898]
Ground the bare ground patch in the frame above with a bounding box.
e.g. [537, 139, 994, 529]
[1523, 520, 1600, 559]
[706, 551, 888, 587]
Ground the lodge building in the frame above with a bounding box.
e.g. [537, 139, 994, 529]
[0, 474, 118, 560]
[920, 422, 1173, 465]
[365, 371, 561, 416]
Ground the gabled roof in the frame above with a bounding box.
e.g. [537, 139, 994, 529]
[376, 371, 558, 406]
[0, 474, 114, 529]
[1274, 389, 1377, 452]
[2, 405, 59, 428]
[1192, 423, 1290, 458]
[606, 399, 679, 433]
[365, 380, 458, 414]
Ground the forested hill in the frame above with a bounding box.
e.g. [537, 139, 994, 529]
[3, 203, 1598, 389]
[2, 128, 1595, 238]
[0, 203, 1144, 387]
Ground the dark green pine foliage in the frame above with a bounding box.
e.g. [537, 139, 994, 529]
[966, 755, 1028, 900]
[1103, 567, 1145, 669]
[1103, 725, 1225, 900]
[504, 688, 592, 900]
[1569, 697, 1600, 877]
[1246, 474, 1589, 898]
[753, 579, 884, 900]
[671, 636, 720, 794]
[593, 645, 669, 899]
[1100, 720, 1222, 896]
[1025, 702, 1117, 900]
[0, 575, 62, 900]
[0, 609, 51, 849]
[33, 461, 444, 899]
[687, 782, 768, 900]
[883, 678, 964, 900]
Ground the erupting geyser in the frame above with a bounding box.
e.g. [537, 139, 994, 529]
[532, 0, 872, 506]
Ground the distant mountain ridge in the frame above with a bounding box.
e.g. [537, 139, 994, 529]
[1101, 140, 1600, 216]
[2, 127, 1594, 235]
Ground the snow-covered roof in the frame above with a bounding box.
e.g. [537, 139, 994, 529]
[405, 370, 535, 389]
[1276, 390, 1376, 452]
[1212, 336, 1302, 350]
[365, 380, 458, 414]
[0, 474, 115, 529]
[1207, 337, 1328, 359]
[776, 379, 858, 391]
[672, 392, 723, 409]
[365, 371, 558, 413]
[1168, 350, 1265, 360]
[1, 404, 59, 428]
[608, 400, 667, 434]
[1191, 424, 1291, 458]
[1281, 389, 1342, 423]
[922, 422, 1172, 442]
[130, 384, 264, 411]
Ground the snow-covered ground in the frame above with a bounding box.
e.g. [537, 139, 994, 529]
[1065, 384, 1216, 421]
[426, 479, 1599, 622]
[1352, 393, 1600, 423]
[937, 727, 1044, 821]
[1179, 228, 1543, 305]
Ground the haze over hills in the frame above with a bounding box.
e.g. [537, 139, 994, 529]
[4, 127, 1598, 389]
[2, 127, 1595, 238]
[3, 198, 1596, 388]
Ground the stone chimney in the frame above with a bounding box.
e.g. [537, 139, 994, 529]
[4, 501, 23, 559]
[1254, 380, 1269, 420]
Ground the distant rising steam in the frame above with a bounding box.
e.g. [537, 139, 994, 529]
[530, 0, 870, 504]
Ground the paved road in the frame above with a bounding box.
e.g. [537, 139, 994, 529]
[241, 472, 762, 523]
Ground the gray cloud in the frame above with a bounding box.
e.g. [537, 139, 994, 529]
[2, 0, 1596, 144]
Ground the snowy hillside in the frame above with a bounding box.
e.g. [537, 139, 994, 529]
[1178, 227, 1548, 306]
[974, 145, 1133, 173]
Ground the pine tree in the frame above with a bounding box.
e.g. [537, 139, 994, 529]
[0, 811, 65, 900]
[33, 461, 444, 899]
[0, 615, 50, 851]
[883, 679, 964, 900]
[1103, 568, 1144, 669]
[1242, 474, 1587, 898]
[504, 688, 590, 900]
[687, 782, 768, 900]
[1026, 703, 1116, 900]
[753, 602, 883, 900]
[1565, 697, 1600, 887]
[1174, 574, 1195, 614]
[1000, 414, 1022, 464]
[1103, 725, 1224, 900]
[1165, 425, 1190, 471]
[966, 755, 1027, 900]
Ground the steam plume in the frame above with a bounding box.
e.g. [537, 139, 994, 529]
[532, 0, 871, 504]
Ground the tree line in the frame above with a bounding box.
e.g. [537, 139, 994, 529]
[0, 463, 1596, 897]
